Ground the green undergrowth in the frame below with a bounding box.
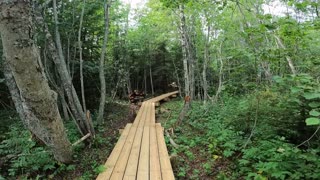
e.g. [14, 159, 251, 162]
[0, 120, 109, 179]
[0, 101, 131, 179]
[160, 92, 320, 179]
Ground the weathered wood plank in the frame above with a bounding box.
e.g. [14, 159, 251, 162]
[109, 105, 149, 179]
[123, 103, 151, 178]
[150, 125, 162, 180]
[147, 91, 178, 104]
[150, 103, 156, 124]
[137, 126, 150, 179]
[96, 123, 132, 180]
[132, 102, 146, 127]
[97, 92, 177, 180]
[156, 123, 175, 180]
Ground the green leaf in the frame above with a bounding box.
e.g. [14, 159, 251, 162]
[290, 87, 302, 93]
[303, 92, 320, 100]
[94, 165, 106, 173]
[273, 76, 283, 83]
[309, 110, 320, 116]
[308, 102, 320, 108]
[306, 117, 320, 126]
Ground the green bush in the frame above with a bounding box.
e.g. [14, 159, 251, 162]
[164, 90, 320, 179]
[239, 138, 320, 179]
[0, 123, 55, 177]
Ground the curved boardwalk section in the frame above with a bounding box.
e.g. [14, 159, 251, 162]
[97, 91, 178, 180]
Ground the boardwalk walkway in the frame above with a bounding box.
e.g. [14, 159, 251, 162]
[97, 91, 178, 180]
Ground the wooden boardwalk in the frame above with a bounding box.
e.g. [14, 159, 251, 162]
[97, 91, 178, 180]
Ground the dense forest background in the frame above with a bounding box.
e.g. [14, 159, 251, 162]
[0, 0, 320, 179]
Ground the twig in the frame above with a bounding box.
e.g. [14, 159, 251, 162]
[243, 96, 260, 149]
[164, 111, 172, 127]
[72, 133, 91, 146]
[296, 125, 320, 148]
[165, 130, 179, 149]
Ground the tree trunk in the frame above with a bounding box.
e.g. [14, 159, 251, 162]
[0, 0, 72, 163]
[202, 25, 210, 103]
[171, 56, 182, 97]
[97, 0, 110, 123]
[51, 0, 92, 136]
[144, 67, 147, 93]
[149, 61, 154, 96]
[60, 89, 70, 120]
[274, 35, 297, 75]
[78, 0, 87, 112]
[179, 5, 190, 98]
[214, 41, 224, 103]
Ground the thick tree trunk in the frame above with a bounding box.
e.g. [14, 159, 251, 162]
[97, 0, 110, 123]
[0, 0, 72, 163]
[78, 0, 87, 112]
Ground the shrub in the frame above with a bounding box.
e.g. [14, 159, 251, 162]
[0, 123, 55, 177]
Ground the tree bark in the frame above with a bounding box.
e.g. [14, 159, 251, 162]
[97, 0, 110, 123]
[214, 41, 224, 103]
[0, 0, 72, 163]
[179, 5, 195, 100]
[51, 0, 92, 136]
[144, 67, 147, 93]
[179, 5, 190, 98]
[274, 35, 297, 75]
[78, 0, 87, 112]
[149, 61, 154, 96]
[202, 25, 210, 103]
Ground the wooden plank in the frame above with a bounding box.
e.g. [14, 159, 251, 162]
[123, 104, 151, 178]
[132, 102, 146, 127]
[109, 102, 149, 179]
[140, 103, 151, 126]
[96, 123, 132, 180]
[150, 103, 156, 124]
[146, 91, 178, 104]
[154, 102, 160, 107]
[97, 92, 178, 180]
[137, 126, 150, 179]
[150, 125, 162, 180]
[144, 103, 154, 126]
[156, 123, 175, 180]
[123, 126, 143, 178]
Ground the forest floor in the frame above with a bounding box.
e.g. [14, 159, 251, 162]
[2, 94, 319, 179]
[0, 100, 136, 179]
[59, 100, 136, 179]
[156, 95, 320, 179]
[156, 99, 219, 179]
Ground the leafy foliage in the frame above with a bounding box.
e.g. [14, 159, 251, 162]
[162, 92, 320, 179]
[0, 123, 56, 177]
